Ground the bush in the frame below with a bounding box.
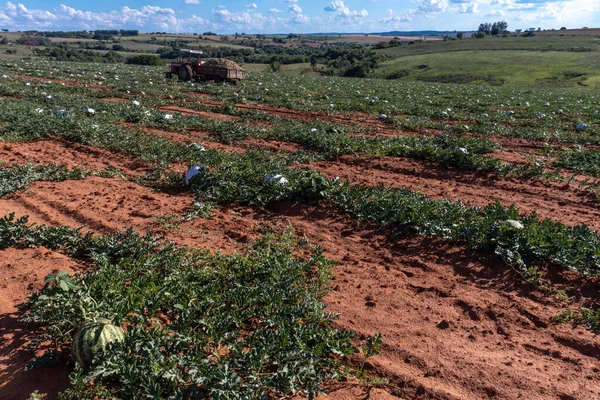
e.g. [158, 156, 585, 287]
[386, 70, 410, 79]
[126, 54, 165, 66]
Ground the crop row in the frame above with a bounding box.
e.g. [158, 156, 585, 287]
[0, 92, 571, 187]
[3, 59, 600, 147]
[0, 163, 121, 197]
[4, 214, 358, 398]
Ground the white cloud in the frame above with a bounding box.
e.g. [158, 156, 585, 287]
[0, 0, 598, 34]
[323, 0, 368, 18]
[456, 2, 478, 13]
[416, 0, 448, 13]
[288, 4, 302, 13]
[292, 13, 309, 23]
[485, 9, 505, 16]
[379, 9, 413, 23]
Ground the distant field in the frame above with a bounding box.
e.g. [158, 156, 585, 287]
[242, 62, 316, 75]
[373, 48, 600, 88]
[375, 35, 600, 58]
[537, 28, 600, 37]
[48, 37, 97, 43]
[304, 34, 440, 44]
[115, 41, 166, 52]
[0, 45, 37, 59]
[3, 31, 600, 89]
[121, 34, 252, 50]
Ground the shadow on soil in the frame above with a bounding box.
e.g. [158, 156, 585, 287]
[0, 311, 70, 400]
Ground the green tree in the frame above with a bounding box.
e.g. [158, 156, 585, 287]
[269, 60, 281, 72]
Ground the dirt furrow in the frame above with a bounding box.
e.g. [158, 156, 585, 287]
[0, 248, 78, 399]
[159, 105, 239, 122]
[0, 138, 153, 175]
[300, 155, 600, 230]
[1, 177, 598, 399]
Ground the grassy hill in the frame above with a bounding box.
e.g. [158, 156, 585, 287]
[372, 35, 600, 88]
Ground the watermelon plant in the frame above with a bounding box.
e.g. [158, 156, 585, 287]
[0, 163, 122, 198]
[8, 214, 359, 398]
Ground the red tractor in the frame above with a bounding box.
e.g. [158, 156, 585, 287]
[165, 50, 247, 84]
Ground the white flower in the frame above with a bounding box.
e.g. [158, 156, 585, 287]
[24, 82, 30, 86]
[56, 109, 66, 115]
[378, 114, 387, 119]
[557, 109, 563, 114]
[576, 123, 587, 131]
[131, 100, 140, 106]
[310, 128, 318, 133]
[455, 147, 469, 155]
[161, 113, 173, 120]
[506, 110, 514, 116]
[35, 108, 44, 113]
[85, 107, 95, 114]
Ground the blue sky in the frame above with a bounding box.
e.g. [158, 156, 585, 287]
[0, 0, 599, 33]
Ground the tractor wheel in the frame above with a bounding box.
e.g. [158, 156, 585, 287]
[185, 65, 195, 80]
[177, 65, 194, 81]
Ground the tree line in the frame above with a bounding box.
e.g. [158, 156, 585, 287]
[477, 21, 509, 36]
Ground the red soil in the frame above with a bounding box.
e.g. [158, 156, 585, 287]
[100, 97, 129, 103]
[0, 248, 79, 399]
[0, 138, 153, 175]
[159, 105, 239, 122]
[299, 155, 600, 230]
[2, 176, 598, 399]
[2, 85, 600, 399]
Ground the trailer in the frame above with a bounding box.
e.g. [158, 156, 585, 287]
[166, 50, 247, 84]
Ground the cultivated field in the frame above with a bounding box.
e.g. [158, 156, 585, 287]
[1, 59, 600, 399]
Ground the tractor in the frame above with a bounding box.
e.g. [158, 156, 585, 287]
[165, 49, 247, 84]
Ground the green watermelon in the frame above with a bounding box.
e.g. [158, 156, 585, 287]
[72, 317, 125, 369]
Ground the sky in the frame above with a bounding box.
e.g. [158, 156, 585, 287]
[0, 0, 599, 34]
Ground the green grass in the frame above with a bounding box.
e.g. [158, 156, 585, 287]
[375, 36, 600, 58]
[371, 36, 600, 88]
[373, 49, 600, 88]
[242, 62, 315, 74]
